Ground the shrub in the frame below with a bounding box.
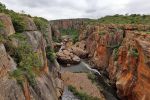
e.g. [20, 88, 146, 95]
[68, 85, 99, 100]
[33, 17, 48, 32]
[130, 48, 139, 58]
[0, 20, 3, 28]
[87, 73, 96, 83]
[10, 69, 24, 85]
[0, 34, 4, 43]
[33, 17, 49, 42]
[46, 45, 56, 62]
[113, 48, 119, 61]
[99, 31, 105, 36]
[60, 28, 79, 43]
[9, 33, 42, 86]
[0, 2, 26, 33]
[9, 13, 26, 33]
[0, 2, 6, 12]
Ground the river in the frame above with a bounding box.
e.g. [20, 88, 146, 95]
[61, 60, 119, 100]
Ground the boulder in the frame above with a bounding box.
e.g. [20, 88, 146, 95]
[57, 50, 80, 64]
[70, 46, 88, 58]
[0, 13, 15, 36]
[23, 16, 37, 31]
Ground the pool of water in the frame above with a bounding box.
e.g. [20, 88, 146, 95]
[61, 61, 90, 73]
[61, 61, 119, 100]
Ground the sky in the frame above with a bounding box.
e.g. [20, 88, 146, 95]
[0, 0, 150, 20]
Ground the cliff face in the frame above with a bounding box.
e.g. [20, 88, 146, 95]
[0, 13, 63, 100]
[50, 18, 87, 30]
[79, 24, 150, 100]
[50, 19, 87, 40]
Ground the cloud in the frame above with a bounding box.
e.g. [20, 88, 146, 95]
[0, 0, 150, 20]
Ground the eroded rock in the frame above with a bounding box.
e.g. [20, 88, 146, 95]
[0, 13, 15, 36]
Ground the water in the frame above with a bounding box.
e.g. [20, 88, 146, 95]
[61, 61, 119, 100]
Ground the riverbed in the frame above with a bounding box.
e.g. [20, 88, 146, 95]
[61, 60, 119, 100]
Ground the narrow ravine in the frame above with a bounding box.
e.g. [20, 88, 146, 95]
[61, 60, 119, 100]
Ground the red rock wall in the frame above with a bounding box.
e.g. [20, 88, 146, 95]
[82, 24, 150, 100]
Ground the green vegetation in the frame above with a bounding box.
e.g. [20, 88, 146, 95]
[129, 48, 139, 58]
[87, 73, 97, 83]
[8, 33, 42, 86]
[0, 34, 4, 43]
[0, 20, 3, 28]
[46, 45, 56, 62]
[99, 31, 106, 36]
[68, 85, 99, 100]
[0, 2, 6, 12]
[33, 17, 49, 39]
[10, 13, 26, 33]
[33, 17, 48, 32]
[60, 28, 79, 43]
[52, 36, 61, 43]
[86, 14, 150, 25]
[113, 48, 119, 61]
[0, 2, 26, 33]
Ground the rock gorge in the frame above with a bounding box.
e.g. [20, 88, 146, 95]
[0, 2, 150, 100]
[0, 13, 63, 100]
[52, 19, 150, 100]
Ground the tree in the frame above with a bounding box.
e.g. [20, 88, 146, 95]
[0, 2, 6, 12]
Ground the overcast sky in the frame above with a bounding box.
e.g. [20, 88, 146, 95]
[0, 0, 150, 20]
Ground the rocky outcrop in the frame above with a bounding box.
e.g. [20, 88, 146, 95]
[83, 25, 124, 70]
[22, 16, 63, 99]
[0, 13, 63, 100]
[56, 39, 88, 65]
[80, 24, 150, 100]
[0, 13, 15, 36]
[57, 49, 81, 64]
[107, 31, 150, 100]
[0, 43, 25, 100]
[50, 18, 88, 30]
[23, 16, 37, 31]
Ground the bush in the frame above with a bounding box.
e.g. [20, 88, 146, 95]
[33, 17, 48, 32]
[46, 45, 56, 62]
[33, 17, 49, 42]
[99, 31, 105, 36]
[113, 48, 119, 61]
[60, 28, 79, 43]
[0, 20, 3, 28]
[0, 34, 4, 43]
[9, 33, 42, 86]
[68, 85, 99, 100]
[87, 73, 96, 83]
[0, 2, 25, 33]
[9, 12, 26, 33]
[0, 2, 6, 12]
[10, 69, 24, 85]
[130, 48, 139, 58]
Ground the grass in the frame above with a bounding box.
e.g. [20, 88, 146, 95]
[85, 14, 150, 25]
[68, 85, 100, 100]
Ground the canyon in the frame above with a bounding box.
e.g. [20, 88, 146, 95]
[0, 2, 150, 100]
[51, 20, 150, 100]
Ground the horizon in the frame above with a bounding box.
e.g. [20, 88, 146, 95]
[1, 0, 150, 20]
